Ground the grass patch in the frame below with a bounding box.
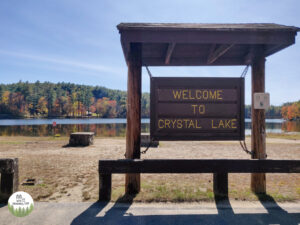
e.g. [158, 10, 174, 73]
[95, 136, 125, 140]
[0, 136, 69, 142]
[110, 182, 297, 203]
[21, 184, 55, 201]
[266, 133, 300, 140]
[255, 193, 295, 202]
[111, 182, 215, 202]
[229, 189, 296, 202]
[47, 136, 69, 141]
[111, 186, 125, 201]
[246, 133, 300, 140]
[0, 141, 25, 144]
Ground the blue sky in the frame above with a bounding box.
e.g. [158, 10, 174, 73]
[0, 0, 299, 105]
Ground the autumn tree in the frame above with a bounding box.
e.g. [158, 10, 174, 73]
[281, 101, 300, 120]
[37, 97, 48, 115]
[0, 81, 132, 118]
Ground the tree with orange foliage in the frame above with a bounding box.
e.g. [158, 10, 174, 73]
[282, 101, 300, 120]
[281, 106, 288, 119]
[106, 100, 117, 117]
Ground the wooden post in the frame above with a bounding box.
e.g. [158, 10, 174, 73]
[125, 43, 142, 195]
[99, 173, 112, 201]
[251, 46, 266, 194]
[0, 158, 18, 203]
[213, 173, 228, 198]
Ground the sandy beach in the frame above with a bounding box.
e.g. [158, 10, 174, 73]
[0, 136, 299, 202]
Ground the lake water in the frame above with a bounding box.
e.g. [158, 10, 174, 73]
[0, 118, 299, 137]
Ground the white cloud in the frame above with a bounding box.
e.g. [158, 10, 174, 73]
[0, 49, 122, 75]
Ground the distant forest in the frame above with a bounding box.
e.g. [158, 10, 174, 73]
[245, 101, 300, 120]
[0, 81, 299, 120]
[0, 81, 149, 118]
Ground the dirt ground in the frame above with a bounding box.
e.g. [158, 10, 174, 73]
[0, 136, 299, 202]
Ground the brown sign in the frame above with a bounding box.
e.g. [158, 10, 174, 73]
[150, 77, 245, 141]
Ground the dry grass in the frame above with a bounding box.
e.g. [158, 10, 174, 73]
[0, 135, 299, 202]
[266, 133, 300, 140]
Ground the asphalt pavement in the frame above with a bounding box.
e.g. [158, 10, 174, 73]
[1, 200, 300, 225]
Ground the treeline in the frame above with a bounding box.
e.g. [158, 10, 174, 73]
[245, 102, 300, 120]
[0, 81, 150, 118]
[281, 101, 300, 120]
[0, 81, 299, 120]
[245, 105, 282, 119]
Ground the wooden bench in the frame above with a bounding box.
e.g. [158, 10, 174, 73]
[98, 159, 300, 201]
[0, 158, 19, 203]
[69, 132, 94, 146]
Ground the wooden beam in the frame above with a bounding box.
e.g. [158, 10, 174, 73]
[251, 46, 266, 194]
[243, 46, 256, 65]
[99, 159, 300, 174]
[264, 44, 292, 57]
[207, 44, 216, 62]
[0, 159, 17, 173]
[213, 173, 228, 197]
[121, 37, 130, 64]
[207, 44, 234, 64]
[125, 43, 142, 195]
[165, 43, 176, 64]
[121, 30, 296, 45]
[0, 158, 18, 203]
[143, 57, 247, 66]
[99, 173, 111, 201]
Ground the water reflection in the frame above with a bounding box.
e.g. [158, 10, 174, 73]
[0, 123, 150, 137]
[0, 120, 298, 137]
[281, 121, 300, 132]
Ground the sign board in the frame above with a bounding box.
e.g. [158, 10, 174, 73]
[254, 93, 270, 109]
[150, 77, 245, 141]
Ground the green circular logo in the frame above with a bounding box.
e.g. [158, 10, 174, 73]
[8, 191, 34, 217]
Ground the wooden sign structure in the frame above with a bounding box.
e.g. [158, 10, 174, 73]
[117, 23, 299, 195]
[150, 77, 244, 141]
